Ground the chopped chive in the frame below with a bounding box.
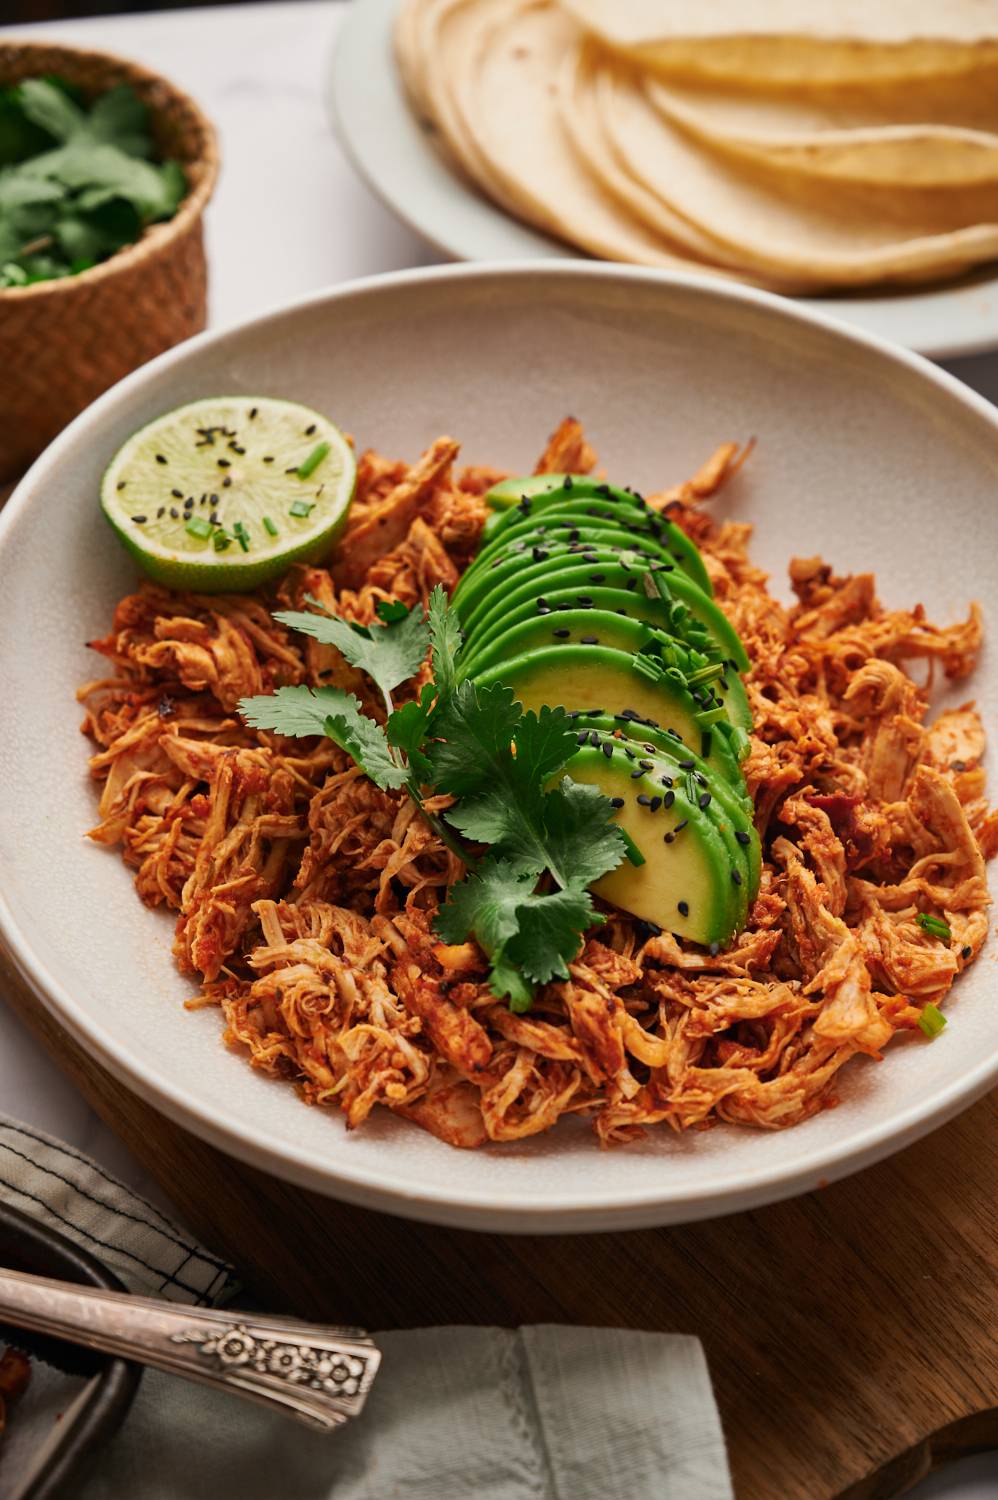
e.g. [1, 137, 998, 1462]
[263, 516, 278, 537]
[916, 913, 951, 942]
[619, 829, 646, 868]
[289, 499, 314, 518]
[185, 515, 212, 539]
[213, 530, 233, 551]
[297, 440, 330, 479]
[917, 1003, 947, 1039]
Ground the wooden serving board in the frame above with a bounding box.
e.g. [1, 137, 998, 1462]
[3, 950, 998, 1500]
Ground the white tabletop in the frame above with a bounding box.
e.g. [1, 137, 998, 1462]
[1, 6, 996, 1493]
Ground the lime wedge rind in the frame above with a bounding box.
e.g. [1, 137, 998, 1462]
[100, 395, 356, 592]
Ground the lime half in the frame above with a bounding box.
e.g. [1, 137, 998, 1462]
[100, 396, 356, 592]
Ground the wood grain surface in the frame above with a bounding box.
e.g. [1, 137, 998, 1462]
[2, 948, 997, 1500]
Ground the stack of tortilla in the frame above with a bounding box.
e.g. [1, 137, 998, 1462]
[394, 0, 998, 291]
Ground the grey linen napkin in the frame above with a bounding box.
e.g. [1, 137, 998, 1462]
[0, 1114, 733, 1500]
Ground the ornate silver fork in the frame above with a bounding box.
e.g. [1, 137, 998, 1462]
[0, 1266, 380, 1430]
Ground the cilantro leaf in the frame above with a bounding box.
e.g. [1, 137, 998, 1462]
[376, 599, 410, 624]
[87, 84, 152, 157]
[424, 680, 523, 798]
[542, 777, 627, 888]
[386, 683, 436, 783]
[275, 603, 429, 707]
[239, 684, 407, 790]
[322, 708, 409, 790]
[427, 583, 462, 701]
[435, 856, 602, 999]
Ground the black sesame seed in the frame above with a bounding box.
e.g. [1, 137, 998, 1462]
[184, 497, 194, 509]
[596, 484, 610, 497]
[581, 635, 599, 645]
[678, 759, 695, 770]
[577, 730, 589, 745]
[698, 792, 712, 809]
[218, 458, 231, 468]
[537, 605, 551, 616]
[537, 597, 549, 608]
[568, 529, 581, 543]
[210, 512, 219, 525]
[735, 831, 751, 846]
[678, 901, 689, 917]
[588, 730, 601, 747]
[623, 747, 636, 760]
[130, 514, 147, 524]
[674, 819, 688, 832]
[663, 790, 675, 808]
[664, 831, 675, 843]
[639, 759, 653, 770]
[156, 506, 165, 518]
[962, 945, 973, 959]
[116, 481, 126, 491]
[649, 796, 662, 812]
[169, 507, 179, 519]
[249, 406, 258, 419]
[709, 942, 720, 957]
[589, 573, 606, 583]
[576, 595, 593, 605]
[626, 578, 637, 590]
[630, 767, 644, 779]
[532, 548, 549, 562]
[223, 477, 232, 487]
[660, 775, 674, 788]
[554, 628, 570, 638]
[610, 797, 624, 808]
[732, 869, 743, 885]
[155, 454, 167, 465]
[171, 487, 183, 499]
[637, 794, 651, 806]
[564, 475, 574, 490]
[263, 456, 274, 464]
[305, 423, 316, 436]
[601, 740, 613, 759]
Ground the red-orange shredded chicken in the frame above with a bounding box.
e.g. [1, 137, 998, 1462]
[78, 421, 993, 1149]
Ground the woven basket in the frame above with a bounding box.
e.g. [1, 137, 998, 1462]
[0, 42, 219, 483]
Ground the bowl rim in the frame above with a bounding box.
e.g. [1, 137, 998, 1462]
[0, 37, 219, 302]
[2, 258, 998, 1232]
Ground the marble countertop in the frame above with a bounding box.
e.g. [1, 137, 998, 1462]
[0, 6, 996, 1494]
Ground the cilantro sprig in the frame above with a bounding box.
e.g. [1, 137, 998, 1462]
[0, 77, 186, 289]
[239, 586, 625, 1010]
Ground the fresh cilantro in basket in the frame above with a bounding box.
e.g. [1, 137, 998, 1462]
[239, 585, 626, 1011]
[0, 76, 186, 289]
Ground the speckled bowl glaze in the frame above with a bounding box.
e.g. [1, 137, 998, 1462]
[0, 263, 996, 1233]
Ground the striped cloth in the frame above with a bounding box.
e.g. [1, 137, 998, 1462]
[0, 1112, 733, 1500]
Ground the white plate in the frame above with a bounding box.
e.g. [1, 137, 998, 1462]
[1, 262, 997, 1232]
[327, 0, 998, 362]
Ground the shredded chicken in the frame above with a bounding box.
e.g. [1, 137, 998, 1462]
[79, 419, 993, 1149]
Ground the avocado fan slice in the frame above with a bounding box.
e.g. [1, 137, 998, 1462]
[472, 642, 745, 787]
[565, 743, 743, 945]
[457, 546, 750, 673]
[470, 494, 713, 597]
[458, 606, 752, 735]
[569, 714, 760, 900]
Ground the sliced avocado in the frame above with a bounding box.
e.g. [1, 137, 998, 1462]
[470, 496, 712, 596]
[472, 643, 744, 786]
[460, 599, 752, 734]
[485, 472, 582, 510]
[565, 744, 742, 945]
[458, 548, 750, 673]
[570, 714, 760, 899]
[454, 538, 675, 629]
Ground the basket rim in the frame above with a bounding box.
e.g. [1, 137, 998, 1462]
[0, 37, 219, 302]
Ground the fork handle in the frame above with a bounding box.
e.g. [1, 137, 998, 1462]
[0, 1266, 380, 1431]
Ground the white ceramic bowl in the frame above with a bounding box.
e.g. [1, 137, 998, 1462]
[1, 263, 996, 1233]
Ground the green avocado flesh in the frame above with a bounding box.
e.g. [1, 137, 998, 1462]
[469, 497, 712, 596]
[569, 714, 760, 899]
[472, 644, 744, 786]
[464, 473, 756, 950]
[458, 551, 749, 673]
[460, 602, 752, 734]
[566, 745, 741, 945]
